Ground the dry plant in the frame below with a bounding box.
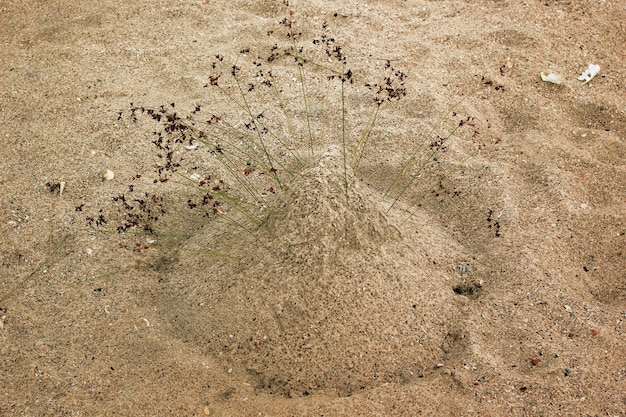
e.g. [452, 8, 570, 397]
[76, 10, 499, 397]
[84, 12, 489, 260]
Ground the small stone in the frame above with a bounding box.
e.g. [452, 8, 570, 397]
[102, 169, 115, 181]
[564, 305, 572, 312]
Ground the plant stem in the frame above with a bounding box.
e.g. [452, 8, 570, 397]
[0, 235, 69, 303]
[233, 76, 284, 189]
[291, 38, 315, 158]
[351, 103, 382, 174]
[341, 79, 349, 203]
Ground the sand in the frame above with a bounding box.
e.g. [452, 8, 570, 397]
[1, 0, 624, 415]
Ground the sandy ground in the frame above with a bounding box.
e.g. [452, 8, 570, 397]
[1, 0, 625, 416]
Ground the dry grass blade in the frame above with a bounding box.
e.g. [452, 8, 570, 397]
[0, 235, 69, 303]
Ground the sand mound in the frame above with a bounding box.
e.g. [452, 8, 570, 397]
[159, 146, 464, 397]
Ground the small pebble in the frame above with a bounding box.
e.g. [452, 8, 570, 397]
[102, 169, 115, 181]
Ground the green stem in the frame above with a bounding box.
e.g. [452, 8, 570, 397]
[341, 80, 349, 203]
[0, 235, 69, 303]
[351, 103, 382, 174]
[387, 123, 462, 213]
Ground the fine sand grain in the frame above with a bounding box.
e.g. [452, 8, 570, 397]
[1, 1, 624, 416]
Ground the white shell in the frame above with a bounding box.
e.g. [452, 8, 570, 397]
[540, 72, 564, 85]
[577, 64, 600, 83]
